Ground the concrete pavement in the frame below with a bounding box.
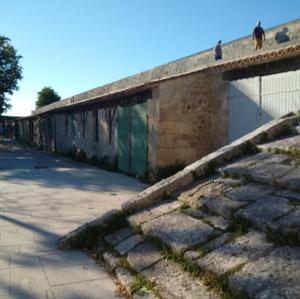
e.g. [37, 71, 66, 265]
[0, 138, 145, 299]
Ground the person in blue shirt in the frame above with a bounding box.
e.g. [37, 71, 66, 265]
[252, 21, 265, 50]
[214, 40, 222, 60]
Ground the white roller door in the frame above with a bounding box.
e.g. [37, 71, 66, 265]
[228, 70, 300, 143]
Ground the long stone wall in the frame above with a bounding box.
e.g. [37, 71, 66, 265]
[32, 19, 300, 116]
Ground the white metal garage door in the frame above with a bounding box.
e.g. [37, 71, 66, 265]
[228, 70, 300, 143]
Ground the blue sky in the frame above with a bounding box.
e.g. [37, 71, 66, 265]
[1, 0, 299, 116]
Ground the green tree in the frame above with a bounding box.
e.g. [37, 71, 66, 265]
[36, 87, 61, 108]
[0, 36, 22, 115]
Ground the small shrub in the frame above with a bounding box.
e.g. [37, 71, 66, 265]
[180, 202, 190, 210]
[240, 141, 260, 155]
[130, 274, 156, 293]
[229, 217, 252, 238]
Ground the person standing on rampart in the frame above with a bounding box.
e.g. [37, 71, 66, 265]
[252, 21, 265, 50]
[214, 40, 222, 60]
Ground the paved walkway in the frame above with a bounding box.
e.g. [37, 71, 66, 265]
[0, 138, 145, 299]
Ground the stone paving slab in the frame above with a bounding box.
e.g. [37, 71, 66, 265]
[219, 153, 271, 177]
[114, 234, 144, 255]
[272, 208, 300, 235]
[265, 153, 293, 164]
[182, 207, 207, 219]
[105, 228, 135, 246]
[275, 189, 300, 200]
[241, 162, 294, 185]
[235, 195, 293, 230]
[195, 230, 273, 275]
[229, 247, 300, 298]
[142, 259, 221, 299]
[127, 199, 181, 227]
[45, 262, 107, 286]
[10, 266, 51, 296]
[255, 286, 300, 299]
[184, 232, 233, 263]
[127, 242, 163, 272]
[52, 279, 118, 299]
[202, 232, 233, 253]
[225, 183, 275, 202]
[213, 178, 243, 187]
[142, 212, 216, 254]
[200, 196, 247, 218]
[205, 215, 229, 231]
[0, 269, 10, 297]
[178, 180, 232, 209]
[277, 167, 300, 191]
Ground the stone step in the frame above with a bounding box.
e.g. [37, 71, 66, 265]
[141, 211, 217, 254]
[229, 247, 300, 298]
[142, 259, 221, 299]
[189, 230, 273, 276]
[101, 231, 220, 299]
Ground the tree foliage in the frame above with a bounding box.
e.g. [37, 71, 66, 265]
[36, 87, 61, 109]
[0, 36, 22, 115]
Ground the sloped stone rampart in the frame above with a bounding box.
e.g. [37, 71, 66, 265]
[122, 114, 300, 213]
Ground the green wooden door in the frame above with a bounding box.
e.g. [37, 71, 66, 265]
[117, 106, 130, 173]
[131, 103, 148, 177]
[117, 103, 148, 178]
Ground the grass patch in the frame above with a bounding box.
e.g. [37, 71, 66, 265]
[180, 201, 190, 210]
[132, 224, 142, 234]
[144, 234, 246, 299]
[118, 255, 130, 268]
[271, 147, 300, 159]
[240, 141, 260, 156]
[197, 246, 209, 258]
[68, 225, 103, 251]
[201, 264, 249, 299]
[228, 217, 252, 238]
[130, 274, 157, 293]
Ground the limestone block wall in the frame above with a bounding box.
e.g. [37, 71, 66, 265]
[53, 108, 118, 161]
[153, 72, 229, 172]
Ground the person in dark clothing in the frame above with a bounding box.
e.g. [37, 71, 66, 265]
[252, 21, 265, 50]
[214, 40, 222, 60]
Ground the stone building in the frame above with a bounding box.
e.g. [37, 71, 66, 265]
[14, 19, 300, 181]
